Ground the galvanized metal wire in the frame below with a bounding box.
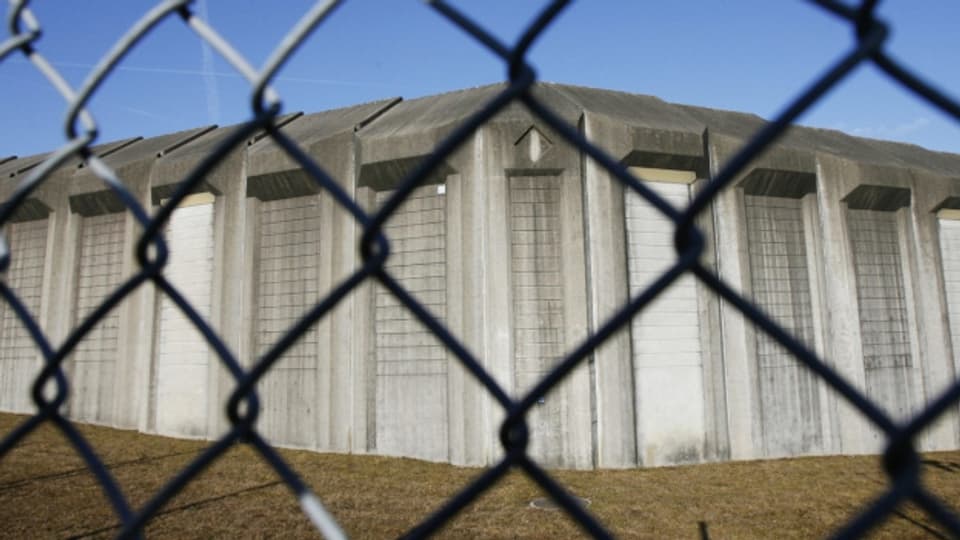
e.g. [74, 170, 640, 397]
[0, 0, 959, 538]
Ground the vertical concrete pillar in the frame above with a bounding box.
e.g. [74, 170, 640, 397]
[481, 126, 515, 466]
[692, 174, 730, 462]
[705, 133, 758, 460]
[580, 113, 637, 468]
[38, 181, 81, 413]
[802, 192, 838, 455]
[442, 140, 488, 466]
[314, 189, 335, 452]
[314, 134, 359, 453]
[114, 169, 153, 430]
[904, 176, 958, 450]
[353, 186, 376, 454]
[196, 152, 248, 439]
[443, 172, 467, 465]
[451, 132, 494, 466]
[558, 165, 593, 469]
[339, 162, 369, 455]
[813, 154, 870, 454]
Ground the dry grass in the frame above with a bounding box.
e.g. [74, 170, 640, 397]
[1, 413, 959, 538]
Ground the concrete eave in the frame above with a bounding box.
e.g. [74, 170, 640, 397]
[0, 153, 47, 180]
[70, 128, 217, 198]
[3, 139, 142, 214]
[150, 123, 248, 199]
[356, 84, 506, 165]
[546, 84, 708, 171]
[552, 83, 705, 135]
[247, 98, 400, 178]
[2, 81, 959, 204]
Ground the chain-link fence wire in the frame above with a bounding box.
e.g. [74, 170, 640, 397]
[0, 0, 959, 537]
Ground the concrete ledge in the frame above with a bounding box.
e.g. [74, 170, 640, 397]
[358, 156, 454, 191]
[69, 190, 126, 216]
[8, 198, 51, 223]
[246, 170, 316, 201]
[843, 184, 911, 211]
[739, 168, 817, 198]
[622, 149, 705, 176]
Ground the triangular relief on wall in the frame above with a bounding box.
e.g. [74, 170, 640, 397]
[514, 126, 553, 163]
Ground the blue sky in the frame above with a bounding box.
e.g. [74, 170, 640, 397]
[1, 1, 958, 158]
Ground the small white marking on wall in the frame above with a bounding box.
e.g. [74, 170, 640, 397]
[529, 128, 542, 162]
[937, 208, 960, 221]
[299, 492, 346, 540]
[628, 166, 696, 184]
[437, 184, 446, 195]
[160, 192, 216, 208]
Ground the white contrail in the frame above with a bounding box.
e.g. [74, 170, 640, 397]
[121, 105, 167, 121]
[5, 59, 398, 88]
[196, 0, 220, 124]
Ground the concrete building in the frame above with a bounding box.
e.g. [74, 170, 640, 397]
[1, 82, 960, 469]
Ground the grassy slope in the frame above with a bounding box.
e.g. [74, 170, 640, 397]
[0, 413, 957, 539]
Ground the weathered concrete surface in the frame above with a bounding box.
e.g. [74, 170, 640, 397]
[625, 174, 706, 466]
[744, 195, 823, 457]
[0, 218, 47, 413]
[154, 195, 215, 438]
[373, 185, 449, 461]
[1, 83, 959, 469]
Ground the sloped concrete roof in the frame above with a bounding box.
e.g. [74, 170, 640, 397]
[552, 83, 706, 134]
[359, 85, 506, 140]
[1, 82, 957, 186]
[247, 98, 400, 177]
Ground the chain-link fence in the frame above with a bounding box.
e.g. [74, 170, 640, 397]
[1, 0, 960, 538]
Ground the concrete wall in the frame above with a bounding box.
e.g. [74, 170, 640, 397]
[624, 172, 706, 466]
[373, 185, 449, 462]
[70, 212, 125, 424]
[941, 216, 960, 375]
[153, 195, 216, 438]
[0, 219, 48, 412]
[744, 195, 823, 457]
[1, 83, 960, 468]
[508, 173, 588, 467]
[254, 194, 324, 448]
[847, 208, 916, 429]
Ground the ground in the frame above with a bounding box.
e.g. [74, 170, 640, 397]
[0, 413, 957, 538]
